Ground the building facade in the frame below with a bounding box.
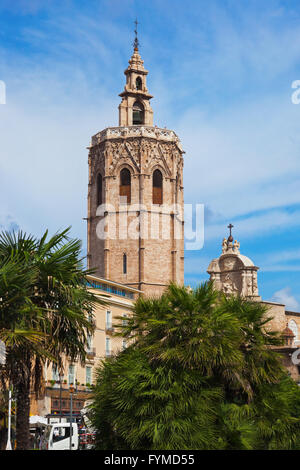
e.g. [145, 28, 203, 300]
[31, 275, 141, 422]
[207, 231, 300, 382]
[87, 44, 185, 297]
[30, 39, 300, 424]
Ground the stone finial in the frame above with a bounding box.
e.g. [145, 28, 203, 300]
[233, 240, 240, 253]
[128, 49, 145, 70]
[222, 238, 228, 253]
[222, 236, 240, 254]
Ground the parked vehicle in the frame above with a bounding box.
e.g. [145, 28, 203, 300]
[40, 422, 79, 450]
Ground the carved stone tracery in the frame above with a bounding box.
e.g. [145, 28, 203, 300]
[89, 131, 183, 181]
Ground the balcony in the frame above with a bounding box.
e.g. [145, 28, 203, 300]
[105, 325, 114, 334]
[86, 280, 134, 300]
[86, 347, 96, 359]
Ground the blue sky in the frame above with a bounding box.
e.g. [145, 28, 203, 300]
[0, 0, 300, 309]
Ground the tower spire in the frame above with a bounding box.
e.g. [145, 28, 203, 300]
[133, 18, 139, 51]
[118, 21, 153, 127]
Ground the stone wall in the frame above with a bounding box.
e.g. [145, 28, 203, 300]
[87, 127, 185, 296]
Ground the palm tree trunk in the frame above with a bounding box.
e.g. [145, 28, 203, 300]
[12, 353, 32, 450]
[15, 377, 31, 450]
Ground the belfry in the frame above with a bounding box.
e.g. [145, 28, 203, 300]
[118, 24, 154, 127]
[87, 28, 185, 296]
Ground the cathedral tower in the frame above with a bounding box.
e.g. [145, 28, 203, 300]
[87, 36, 184, 296]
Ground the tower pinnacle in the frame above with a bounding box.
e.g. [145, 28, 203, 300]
[133, 18, 139, 51]
[118, 30, 154, 127]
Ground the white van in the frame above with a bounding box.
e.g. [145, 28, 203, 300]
[41, 422, 79, 450]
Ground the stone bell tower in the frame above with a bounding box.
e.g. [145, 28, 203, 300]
[87, 30, 185, 296]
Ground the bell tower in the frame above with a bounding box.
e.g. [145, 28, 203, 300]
[118, 29, 153, 127]
[87, 29, 185, 297]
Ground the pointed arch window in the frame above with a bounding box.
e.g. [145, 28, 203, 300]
[289, 319, 298, 342]
[153, 169, 163, 205]
[136, 76, 142, 90]
[133, 101, 144, 125]
[97, 173, 103, 206]
[120, 168, 131, 204]
[123, 253, 127, 274]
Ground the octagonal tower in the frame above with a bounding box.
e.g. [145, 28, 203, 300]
[87, 42, 185, 297]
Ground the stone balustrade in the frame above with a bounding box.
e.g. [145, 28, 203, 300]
[90, 125, 182, 150]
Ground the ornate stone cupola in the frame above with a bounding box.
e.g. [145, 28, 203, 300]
[207, 225, 261, 300]
[118, 25, 153, 126]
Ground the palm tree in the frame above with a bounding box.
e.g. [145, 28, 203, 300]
[90, 283, 300, 450]
[0, 255, 47, 449]
[0, 228, 104, 449]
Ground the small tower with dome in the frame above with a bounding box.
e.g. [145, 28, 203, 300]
[207, 224, 261, 300]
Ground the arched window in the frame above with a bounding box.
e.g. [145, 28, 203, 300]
[136, 76, 142, 90]
[120, 168, 131, 204]
[123, 253, 127, 274]
[132, 101, 144, 125]
[153, 169, 163, 205]
[289, 320, 298, 341]
[97, 173, 103, 206]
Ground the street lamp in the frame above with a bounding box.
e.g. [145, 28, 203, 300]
[6, 388, 12, 450]
[0, 341, 12, 451]
[59, 373, 64, 423]
[69, 385, 74, 451]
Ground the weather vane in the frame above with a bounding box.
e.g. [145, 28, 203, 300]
[133, 18, 140, 51]
[227, 223, 234, 242]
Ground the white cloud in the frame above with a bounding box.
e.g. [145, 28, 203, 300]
[201, 208, 300, 244]
[180, 95, 300, 216]
[1, 0, 300, 283]
[271, 287, 299, 311]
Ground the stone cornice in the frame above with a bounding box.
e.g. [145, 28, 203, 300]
[119, 90, 153, 99]
[90, 126, 184, 153]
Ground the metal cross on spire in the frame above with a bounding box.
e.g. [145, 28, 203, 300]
[133, 18, 140, 51]
[227, 223, 234, 242]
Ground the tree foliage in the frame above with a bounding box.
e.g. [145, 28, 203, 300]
[0, 227, 104, 449]
[90, 283, 300, 450]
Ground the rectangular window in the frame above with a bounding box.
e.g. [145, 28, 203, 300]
[86, 366, 92, 385]
[87, 334, 92, 351]
[105, 338, 111, 357]
[122, 314, 128, 326]
[122, 340, 127, 350]
[106, 310, 112, 329]
[68, 365, 75, 385]
[52, 365, 59, 382]
[88, 312, 95, 326]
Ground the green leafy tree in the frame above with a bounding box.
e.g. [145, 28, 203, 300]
[90, 283, 300, 450]
[0, 228, 104, 450]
